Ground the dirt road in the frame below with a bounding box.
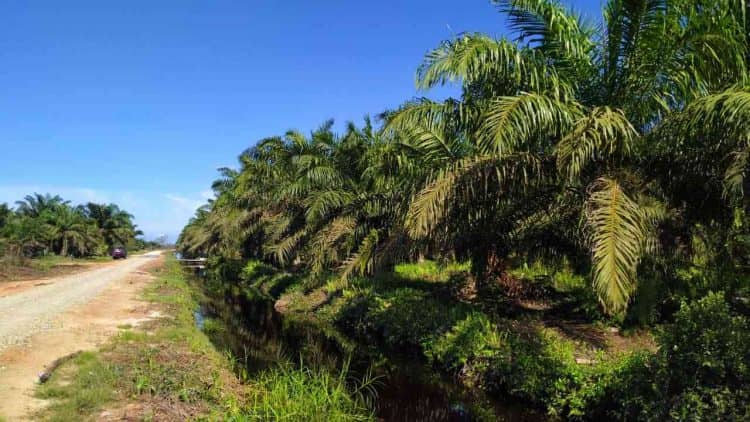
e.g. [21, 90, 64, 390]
[0, 251, 164, 420]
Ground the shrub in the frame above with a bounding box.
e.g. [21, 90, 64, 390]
[362, 288, 466, 352]
[549, 352, 655, 420]
[562, 292, 750, 421]
[425, 312, 582, 409]
[424, 312, 506, 383]
[652, 292, 750, 420]
[490, 326, 580, 407]
[240, 260, 276, 283]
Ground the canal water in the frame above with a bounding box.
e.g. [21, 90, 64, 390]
[196, 285, 542, 421]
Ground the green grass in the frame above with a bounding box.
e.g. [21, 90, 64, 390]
[240, 363, 375, 422]
[393, 260, 470, 283]
[36, 352, 118, 421]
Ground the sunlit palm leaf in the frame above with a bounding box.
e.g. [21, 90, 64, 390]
[586, 177, 647, 313]
[556, 106, 637, 181]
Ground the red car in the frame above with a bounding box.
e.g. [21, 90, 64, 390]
[111, 247, 128, 259]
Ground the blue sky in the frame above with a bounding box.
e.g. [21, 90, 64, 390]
[0, 0, 602, 240]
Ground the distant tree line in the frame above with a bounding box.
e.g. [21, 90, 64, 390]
[0, 193, 146, 258]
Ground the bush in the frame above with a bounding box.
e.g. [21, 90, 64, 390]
[336, 287, 468, 353]
[491, 326, 580, 407]
[240, 260, 276, 283]
[424, 312, 506, 383]
[550, 352, 655, 420]
[424, 312, 581, 408]
[652, 292, 750, 420]
[562, 292, 750, 421]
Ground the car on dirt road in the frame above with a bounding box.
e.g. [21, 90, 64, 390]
[111, 247, 128, 259]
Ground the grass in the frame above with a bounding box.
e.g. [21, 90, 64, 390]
[33, 256, 245, 421]
[35, 352, 118, 421]
[240, 363, 376, 421]
[32, 255, 376, 421]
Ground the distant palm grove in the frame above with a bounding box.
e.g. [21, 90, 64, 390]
[177, 0, 750, 420]
[0, 193, 143, 258]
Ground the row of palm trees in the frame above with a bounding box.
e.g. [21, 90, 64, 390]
[179, 0, 750, 314]
[0, 193, 141, 258]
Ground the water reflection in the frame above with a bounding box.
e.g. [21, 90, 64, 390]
[198, 286, 543, 422]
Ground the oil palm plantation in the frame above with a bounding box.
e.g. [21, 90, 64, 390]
[179, 0, 750, 314]
[15, 193, 69, 218]
[1, 195, 141, 258]
[180, 119, 411, 280]
[80, 203, 141, 249]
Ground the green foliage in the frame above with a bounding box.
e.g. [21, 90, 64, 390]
[424, 312, 506, 379]
[0, 193, 142, 258]
[336, 287, 468, 352]
[178, 0, 750, 315]
[240, 363, 375, 421]
[655, 293, 750, 411]
[556, 293, 750, 420]
[489, 325, 580, 406]
[393, 260, 470, 283]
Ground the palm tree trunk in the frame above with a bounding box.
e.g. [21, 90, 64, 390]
[61, 237, 68, 257]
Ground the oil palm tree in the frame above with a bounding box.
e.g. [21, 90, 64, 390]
[53, 206, 101, 256]
[81, 203, 138, 248]
[390, 0, 749, 312]
[15, 193, 69, 218]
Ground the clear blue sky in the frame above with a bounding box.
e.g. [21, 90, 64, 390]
[0, 0, 601, 240]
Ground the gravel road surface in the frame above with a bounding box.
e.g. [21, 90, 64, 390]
[0, 251, 162, 353]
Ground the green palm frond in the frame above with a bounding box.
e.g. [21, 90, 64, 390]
[416, 33, 573, 95]
[478, 92, 580, 154]
[304, 190, 356, 224]
[385, 99, 471, 163]
[725, 142, 750, 198]
[556, 106, 637, 181]
[586, 177, 648, 314]
[268, 230, 307, 266]
[405, 154, 543, 239]
[493, 0, 594, 63]
[310, 216, 357, 273]
[339, 229, 380, 281]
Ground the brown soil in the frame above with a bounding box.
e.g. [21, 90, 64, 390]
[0, 255, 164, 421]
[0, 260, 118, 296]
[0, 261, 108, 288]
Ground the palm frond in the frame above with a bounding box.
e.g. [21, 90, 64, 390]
[478, 92, 581, 154]
[416, 33, 573, 96]
[405, 154, 543, 239]
[586, 177, 648, 314]
[556, 106, 637, 181]
[493, 0, 594, 63]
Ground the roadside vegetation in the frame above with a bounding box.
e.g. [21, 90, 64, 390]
[33, 257, 242, 421]
[176, 0, 750, 419]
[34, 257, 376, 421]
[0, 193, 160, 281]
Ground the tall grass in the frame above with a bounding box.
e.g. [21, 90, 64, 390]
[238, 361, 378, 421]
